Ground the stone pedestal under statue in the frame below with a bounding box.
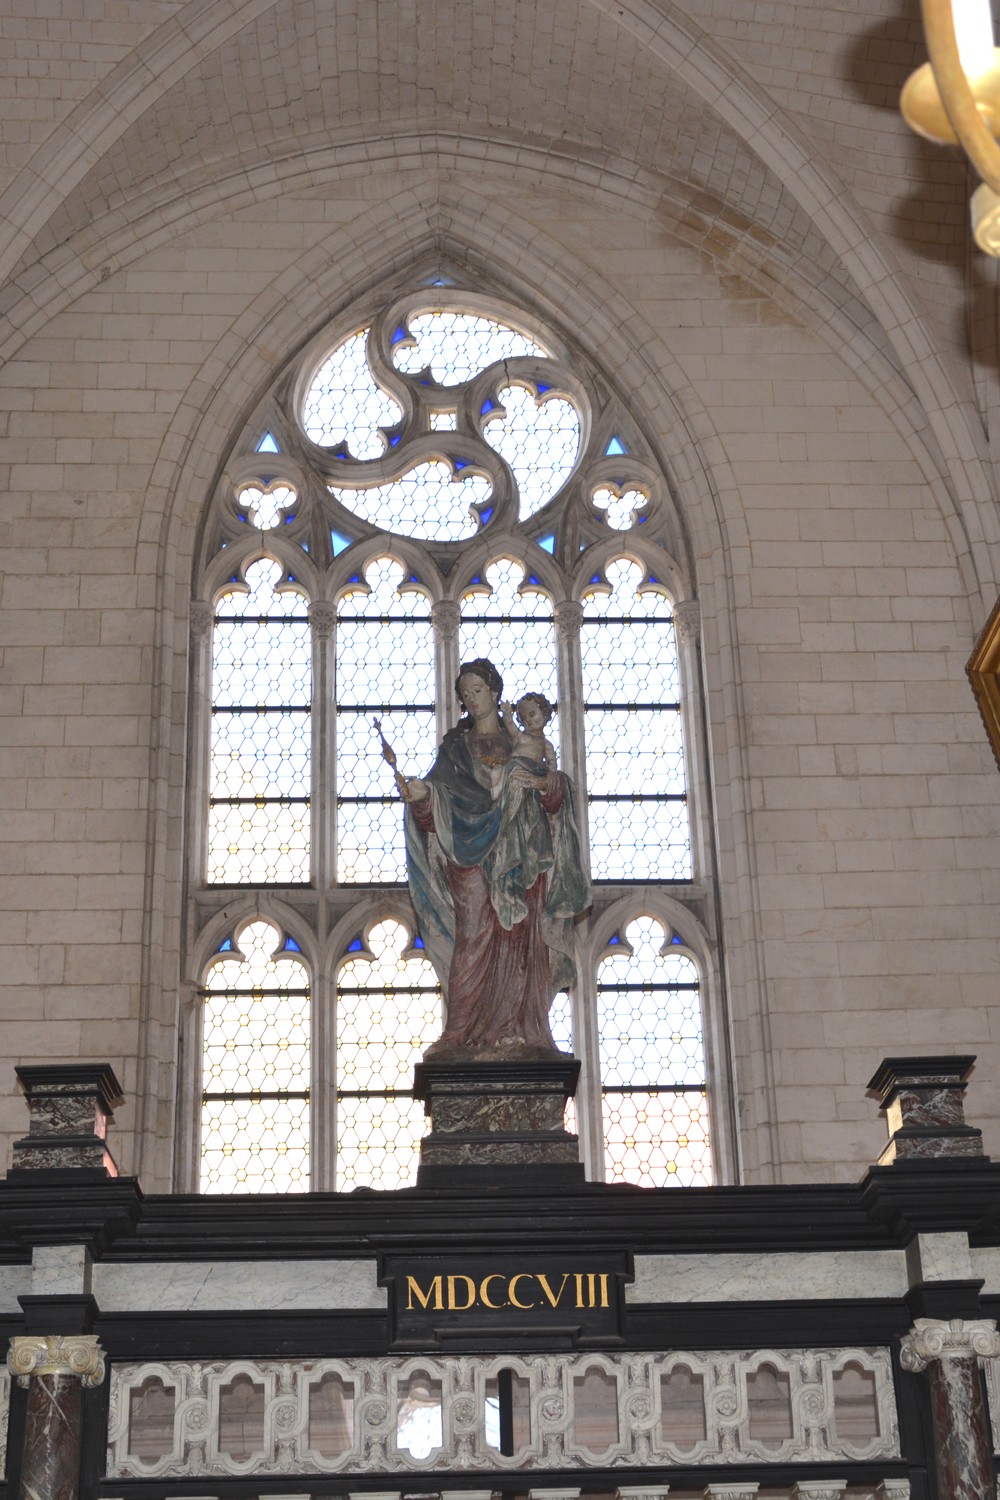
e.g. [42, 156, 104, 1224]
[413, 1052, 585, 1189]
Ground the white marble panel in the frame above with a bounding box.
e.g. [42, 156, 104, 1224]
[904, 1232, 973, 1285]
[0, 1265, 31, 1312]
[627, 1251, 907, 1303]
[93, 1258, 386, 1311]
[970, 1246, 1000, 1295]
[32, 1245, 92, 1295]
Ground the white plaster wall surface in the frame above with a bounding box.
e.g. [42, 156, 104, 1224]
[92, 1258, 387, 1312]
[0, 0, 997, 1193]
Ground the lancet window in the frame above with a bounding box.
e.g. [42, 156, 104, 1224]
[188, 278, 720, 1193]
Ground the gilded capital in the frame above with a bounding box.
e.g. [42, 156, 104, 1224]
[308, 600, 336, 638]
[8, 1334, 105, 1388]
[899, 1317, 1000, 1372]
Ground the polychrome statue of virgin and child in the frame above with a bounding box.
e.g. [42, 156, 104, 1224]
[403, 658, 590, 1057]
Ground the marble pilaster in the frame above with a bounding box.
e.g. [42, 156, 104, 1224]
[10, 1065, 123, 1177]
[900, 1317, 1000, 1499]
[8, 1336, 105, 1500]
[868, 1056, 984, 1164]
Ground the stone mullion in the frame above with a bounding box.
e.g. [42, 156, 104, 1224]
[309, 600, 336, 1189]
[8, 1337, 105, 1500]
[553, 598, 600, 1180]
[432, 600, 460, 744]
[900, 1317, 1000, 1500]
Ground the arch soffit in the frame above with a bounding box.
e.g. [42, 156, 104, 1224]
[4, 128, 985, 599]
[1, 0, 984, 478]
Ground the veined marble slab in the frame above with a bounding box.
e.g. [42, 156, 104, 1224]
[93, 1258, 386, 1312]
[970, 1246, 1000, 1294]
[0, 1265, 30, 1312]
[628, 1249, 908, 1303]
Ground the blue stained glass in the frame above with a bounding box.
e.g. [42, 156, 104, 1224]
[391, 326, 408, 346]
[256, 433, 280, 453]
[608, 933, 620, 946]
[409, 573, 422, 584]
[413, 935, 425, 949]
[528, 574, 540, 584]
[348, 573, 361, 583]
[430, 277, 452, 286]
[420, 378, 432, 387]
[478, 507, 493, 523]
[260, 474, 274, 487]
[283, 936, 302, 952]
[217, 937, 233, 951]
[648, 574, 659, 584]
[605, 435, 627, 455]
[389, 433, 402, 447]
[331, 530, 353, 556]
[333, 446, 350, 460]
[288, 574, 297, 583]
[536, 381, 551, 394]
[671, 934, 682, 944]
[638, 514, 647, 523]
[347, 936, 364, 952]
[454, 457, 469, 471]
[481, 397, 495, 415]
[539, 534, 556, 554]
[236, 512, 248, 524]
[590, 573, 601, 583]
[470, 575, 482, 585]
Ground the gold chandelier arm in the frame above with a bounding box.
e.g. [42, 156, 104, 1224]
[922, 0, 1000, 192]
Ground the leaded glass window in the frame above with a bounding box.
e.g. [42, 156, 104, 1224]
[200, 919, 310, 1192]
[189, 279, 720, 1191]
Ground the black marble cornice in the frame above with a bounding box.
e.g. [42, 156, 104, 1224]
[3, 1166, 1000, 1264]
[0, 1175, 143, 1260]
[859, 1160, 1000, 1243]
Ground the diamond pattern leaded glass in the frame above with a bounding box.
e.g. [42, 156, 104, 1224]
[336, 558, 436, 884]
[200, 919, 310, 1193]
[582, 559, 689, 882]
[597, 916, 709, 1188]
[335, 919, 441, 1189]
[208, 560, 310, 885]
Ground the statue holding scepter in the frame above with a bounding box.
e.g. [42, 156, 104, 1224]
[389, 658, 590, 1058]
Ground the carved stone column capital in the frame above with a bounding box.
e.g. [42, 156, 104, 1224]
[8, 1334, 105, 1388]
[874, 1483, 911, 1500]
[308, 599, 336, 638]
[553, 599, 583, 645]
[431, 599, 460, 643]
[900, 1317, 1000, 1371]
[190, 600, 214, 642]
[672, 599, 700, 646]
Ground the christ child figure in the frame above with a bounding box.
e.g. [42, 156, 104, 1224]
[500, 691, 558, 775]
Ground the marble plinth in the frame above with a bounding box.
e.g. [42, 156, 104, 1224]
[9, 1065, 123, 1179]
[868, 1056, 985, 1165]
[413, 1053, 584, 1187]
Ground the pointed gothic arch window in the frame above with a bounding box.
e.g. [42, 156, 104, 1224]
[188, 280, 722, 1191]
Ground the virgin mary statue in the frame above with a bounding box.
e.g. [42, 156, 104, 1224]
[404, 658, 590, 1056]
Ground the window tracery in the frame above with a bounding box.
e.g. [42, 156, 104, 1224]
[188, 278, 719, 1193]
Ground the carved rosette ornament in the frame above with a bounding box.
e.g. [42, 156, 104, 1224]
[189, 600, 214, 643]
[7, 1335, 105, 1388]
[553, 599, 583, 646]
[308, 600, 336, 639]
[900, 1318, 999, 1500]
[672, 599, 700, 647]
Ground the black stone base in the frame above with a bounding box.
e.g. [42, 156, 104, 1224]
[413, 1053, 583, 1187]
